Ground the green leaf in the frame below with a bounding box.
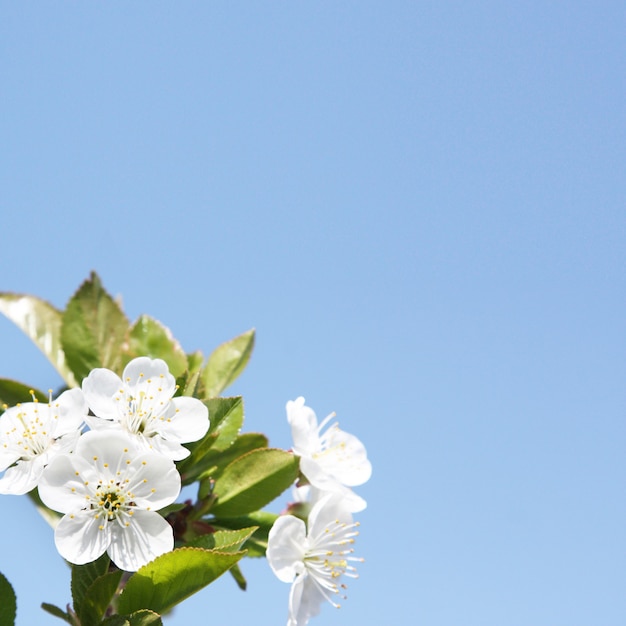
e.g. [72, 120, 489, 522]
[0, 571, 16, 626]
[211, 511, 279, 558]
[195, 433, 269, 490]
[177, 397, 244, 481]
[122, 315, 187, 378]
[40, 603, 73, 624]
[210, 448, 299, 517]
[200, 329, 255, 398]
[228, 563, 247, 591]
[0, 293, 77, 387]
[102, 610, 162, 626]
[177, 351, 204, 397]
[117, 548, 245, 616]
[71, 554, 110, 620]
[188, 526, 258, 552]
[61, 272, 129, 382]
[79, 570, 124, 626]
[0, 380, 48, 413]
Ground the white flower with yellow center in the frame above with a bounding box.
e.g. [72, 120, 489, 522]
[38, 429, 181, 571]
[286, 397, 371, 512]
[0, 388, 87, 495]
[267, 494, 362, 626]
[82, 357, 209, 461]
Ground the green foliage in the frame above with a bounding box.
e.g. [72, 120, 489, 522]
[40, 603, 73, 624]
[102, 610, 163, 626]
[177, 396, 245, 483]
[78, 570, 124, 626]
[0, 293, 78, 388]
[61, 272, 129, 382]
[200, 328, 255, 398]
[122, 315, 187, 378]
[71, 554, 110, 620]
[117, 548, 245, 616]
[0, 273, 302, 623]
[0, 572, 16, 626]
[0, 379, 48, 414]
[210, 448, 299, 517]
[188, 526, 258, 552]
[211, 510, 279, 557]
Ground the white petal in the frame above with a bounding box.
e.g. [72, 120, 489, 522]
[267, 515, 307, 583]
[127, 453, 181, 509]
[52, 388, 88, 436]
[82, 368, 124, 420]
[321, 427, 372, 486]
[156, 397, 209, 443]
[0, 459, 40, 495]
[288, 573, 324, 626]
[55, 510, 111, 565]
[287, 398, 320, 456]
[108, 510, 174, 571]
[38, 454, 93, 513]
[123, 357, 175, 392]
[307, 493, 353, 536]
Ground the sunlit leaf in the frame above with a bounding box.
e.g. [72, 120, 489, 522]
[117, 548, 244, 615]
[200, 329, 255, 398]
[122, 315, 187, 378]
[0, 293, 77, 387]
[61, 272, 129, 382]
[210, 448, 299, 517]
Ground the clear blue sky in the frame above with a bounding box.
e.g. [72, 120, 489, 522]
[1, 3, 624, 625]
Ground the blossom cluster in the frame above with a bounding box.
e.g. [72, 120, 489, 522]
[267, 397, 371, 626]
[0, 357, 209, 571]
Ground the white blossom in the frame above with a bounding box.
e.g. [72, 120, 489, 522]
[82, 357, 209, 461]
[0, 388, 87, 495]
[38, 429, 181, 571]
[286, 397, 371, 512]
[267, 494, 362, 626]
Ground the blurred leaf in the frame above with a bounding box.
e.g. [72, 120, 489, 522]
[228, 563, 247, 591]
[0, 293, 77, 387]
[211, 448, 299, 517]
[102, 610, 162, 626]
[177, 397, 244, 481]
[0, 380, 48, 414]
[122, 315, 187, 378]
[196, 433, 269, 491]
[200, 329, 255, 398]
[0, 571, 16, 626]
[40, 603, 73, 624]
[188, 526, 258, 552]
[79, 570, 124, 626]
[211, 511, 279, 558]
[71, 554, 110, 620]
[177, 350, 204, 397]
[61, 272, 129, 382]
[117, 548, 245, 615]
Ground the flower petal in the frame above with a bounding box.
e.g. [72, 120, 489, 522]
[108, 510, 174, 571]
[82, 368, 124, 421]
[52, 388, 88, 436]
[55, 510, 111, 565]
[127, 453, 181, 509]
[122, 357, 175, 392]
[288, 573, 324, 626]
[267, 515, 307, 583]
[156, 397, 209, 443]
[286, 398, 320, 457]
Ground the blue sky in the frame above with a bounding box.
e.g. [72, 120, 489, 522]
[0, 2, 624, 625]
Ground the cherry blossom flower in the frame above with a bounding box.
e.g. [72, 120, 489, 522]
[286, 397, 371, 512]
[267, 494, 362, 626]
[0, 388, 87, 495]
[38, 429, 181, 571]
[82, 357, 209, 461]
